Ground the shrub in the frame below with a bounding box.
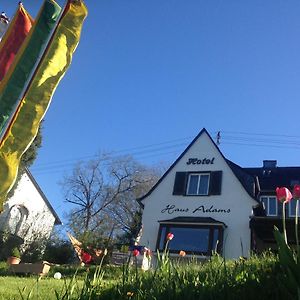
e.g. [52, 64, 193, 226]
[0, 231, 23, 261]
[10, 247, 20, 258]
[21, 240, 46, 262]
[43, 240, 76, 264]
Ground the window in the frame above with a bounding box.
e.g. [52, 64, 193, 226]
[260, 196, 277, 216]
[173, 171, 222, 196]
[157, 224, 223, 255]
[8, 204, 29, 236]
[289, 199, 300, 217]
[187, 174, 210, 195]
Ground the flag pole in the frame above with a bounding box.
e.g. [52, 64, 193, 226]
[0, 0, 69, 146]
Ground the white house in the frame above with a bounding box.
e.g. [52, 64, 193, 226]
[0, 168, 61, 248]
[138, 128, 300, 259]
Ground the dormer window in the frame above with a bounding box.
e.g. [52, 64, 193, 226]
[173, 171, 222, 196]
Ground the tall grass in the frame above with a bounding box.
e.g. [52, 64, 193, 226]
[98, 252, 285, 300]
[4, 251, 292, 299]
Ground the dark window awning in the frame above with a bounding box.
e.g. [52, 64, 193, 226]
[250, 216, 300, 243]
[158, 217, 227, 228]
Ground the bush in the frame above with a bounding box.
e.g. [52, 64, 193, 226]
[43, 241, 76, 264]
[0, 231, 23, 261]
[10, 247, 20, 258]
[21, 240, 46, 262]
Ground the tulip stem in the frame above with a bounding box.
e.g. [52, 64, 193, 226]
[296, 200, 299, 259]
[283, 202, 287, 244]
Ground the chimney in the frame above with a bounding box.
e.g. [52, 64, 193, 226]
[263, 160, 277, 169]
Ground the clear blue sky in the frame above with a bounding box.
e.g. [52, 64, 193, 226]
[2, 0, 300, 224]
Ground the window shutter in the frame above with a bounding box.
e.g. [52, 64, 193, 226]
[209, 171, 222, 195]
[173, 172, 187, 195]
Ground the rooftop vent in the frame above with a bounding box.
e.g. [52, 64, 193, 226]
[263, 160, 277, 169]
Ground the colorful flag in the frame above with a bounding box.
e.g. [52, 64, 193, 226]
[67, 232, 95, 264]
[0, 0, 88, 209]
[0, 4, 34, 81]
[0, 0, 61, 138]
[0, 12, 10, 39]
[67, 232, 83, 261]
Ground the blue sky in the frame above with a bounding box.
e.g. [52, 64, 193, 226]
[2, 0, 300, 223]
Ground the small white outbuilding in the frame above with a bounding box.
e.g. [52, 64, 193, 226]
[0, 168, 61, 248]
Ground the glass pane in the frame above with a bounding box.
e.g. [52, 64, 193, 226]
[168, 227, 210, 253]
[212, 228, 219, 253]
[268, 197, 277, 216]
[159, 227, 166, 249]
[261, 197, 268, 212]
[187, 175, 199, 195]
[289, 200, 300, 217]
[198, 175, 209, 195]
[278, 201, 283, 217]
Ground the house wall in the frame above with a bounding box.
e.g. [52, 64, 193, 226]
[140, 132, 257, 259]
[0, 172, 56, 247]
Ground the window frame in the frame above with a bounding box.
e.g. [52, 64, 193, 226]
[173, 171, 222, 196]
[260, 196, 278, 216]
[156, 223, 224, 256]
[186, 172, 210, 196]
[289, 199, 299, 217]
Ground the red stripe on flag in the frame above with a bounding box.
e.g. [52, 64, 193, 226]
[0, 5, 33, 81]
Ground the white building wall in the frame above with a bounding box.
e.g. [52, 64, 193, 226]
[140, 132, 257, 259]
[0, 172, 56, 246]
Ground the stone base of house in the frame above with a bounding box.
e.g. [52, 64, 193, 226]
[9, 261, 51, 276]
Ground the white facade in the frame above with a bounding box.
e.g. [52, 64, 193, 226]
[0, 169, 61, 247]
[139, 129, 257, 259]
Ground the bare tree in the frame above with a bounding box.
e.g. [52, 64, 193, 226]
[62, 154, 161, 244]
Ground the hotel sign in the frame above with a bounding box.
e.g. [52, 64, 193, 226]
[186, 157, 215, 165]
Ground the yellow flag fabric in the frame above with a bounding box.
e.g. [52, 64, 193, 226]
[0, 0, 88, 209]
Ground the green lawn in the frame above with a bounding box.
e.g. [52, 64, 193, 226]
[0, 276, 71, 300]
[0, 253, 294, 300]
[0, 263, 121, 300]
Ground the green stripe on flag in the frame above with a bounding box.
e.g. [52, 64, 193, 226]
[0, 0, 61, 136]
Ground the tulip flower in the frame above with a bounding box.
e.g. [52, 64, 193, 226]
[179, 250, 186, 257]
[276, 187, 293, 243]
[293, 185, 300, 200]
[132, 249, 140, 257]
[276, 187, 292, 203]
[166, 233, 174, 241]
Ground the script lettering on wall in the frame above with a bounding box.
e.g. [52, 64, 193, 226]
[186, 158, 215, 165]
[161, 204, 231, 215]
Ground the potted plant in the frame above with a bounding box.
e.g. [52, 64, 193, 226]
[7, 247, 21, 265]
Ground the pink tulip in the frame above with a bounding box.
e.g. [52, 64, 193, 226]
[276, 187, 292, 203]
[166, 233, 174, 241]
[293, 185, 300, 200]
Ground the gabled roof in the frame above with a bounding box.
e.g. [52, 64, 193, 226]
[137, 128, 259, 208]
[226, 159, 259, 198]
[25, 168, 62, 225]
